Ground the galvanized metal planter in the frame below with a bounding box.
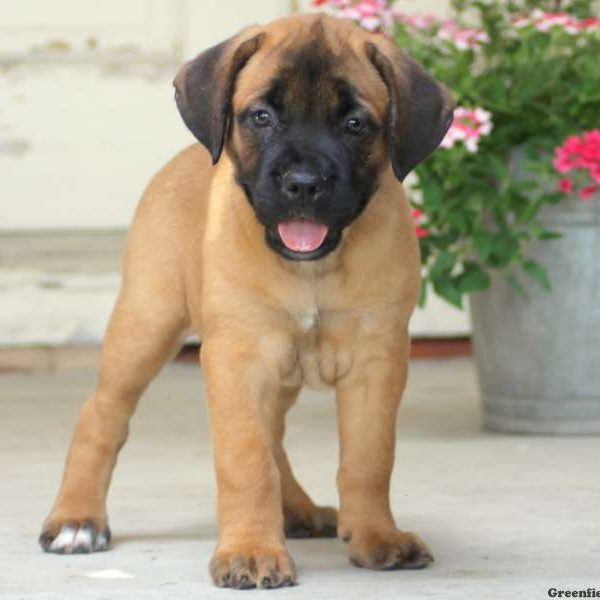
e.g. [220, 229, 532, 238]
[470, 193, 600, 434]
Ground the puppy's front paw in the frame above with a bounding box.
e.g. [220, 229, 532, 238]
[346, 529, 433, 571]
[210, 545, 297, 590]
[39, 518, 111, 554]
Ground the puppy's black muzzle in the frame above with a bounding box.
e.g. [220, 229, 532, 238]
[245, 132, 363, 261]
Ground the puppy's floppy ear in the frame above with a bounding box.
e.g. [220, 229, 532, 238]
[366, 41, 455, 181]
[173, 31, 265, 164]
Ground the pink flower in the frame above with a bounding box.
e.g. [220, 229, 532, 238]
[358, 14, 383, 32]
[580, 185, 600, 201]
[437, 21, 489, 50]
[412, 208, 428, 238]
[440, 107, 493, 153]
[559, 178, 573, 193]
[580, 17, 600, 31]
[514, 17, 530, 28]
[553, 152, 573, 173]
[353, 0, 380, 16]
[319, 0, 393, 32]
[514, 10, 600, 34]
[395, 12, 440, 31]
[554, 130, 600, 201]
[312, 0, 353, 6]
[396, 13, 488, 50]
[583, 130, 600, 145]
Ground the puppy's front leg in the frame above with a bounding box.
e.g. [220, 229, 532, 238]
[201, 335, 296, 590]
[336, 332, 433, 571]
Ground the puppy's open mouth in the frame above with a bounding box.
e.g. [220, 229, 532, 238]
[277, 219, 329, 253]
[266, 219, 342, 261]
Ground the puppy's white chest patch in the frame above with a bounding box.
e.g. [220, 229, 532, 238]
[297, 309, 318, 332]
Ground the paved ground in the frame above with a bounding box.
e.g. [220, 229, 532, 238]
[1, 358, 598, 599]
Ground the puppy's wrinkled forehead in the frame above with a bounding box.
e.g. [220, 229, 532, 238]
[233, 18, 387, 121]
[269, 43, 342, 120]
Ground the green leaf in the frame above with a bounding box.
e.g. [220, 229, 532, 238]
[506, 273, 529, 300]
[433, 276, 463, 309]
[538, 230, 562, 241]
[418, 280, 428, 308]
[418, 174, 444, 209]
[516, 68, 553, 102]
[545, 191, 567, 204]
[517, 196, 541, 223]
[522, 259, 552, 291]
[482, 78, 509, 109]
[488, 154, 508, 182]
[489, 234, 520, 268]
[457, 262, 492, 293]
[473, 232, 494, 262]
[513, 179, 538, 193]
[429, 250, 456, 280]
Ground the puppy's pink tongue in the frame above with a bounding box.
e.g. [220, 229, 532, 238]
[277, 219, 329, 252]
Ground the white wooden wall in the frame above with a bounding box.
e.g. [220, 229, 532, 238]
[0, 0, 289, 230]
[0, 0, 467, 345]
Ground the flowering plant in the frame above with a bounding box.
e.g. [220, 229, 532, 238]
[313, 0, 393, 31]
[314, 0, 600, 307]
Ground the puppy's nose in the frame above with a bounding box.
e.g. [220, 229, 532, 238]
[281, 168, 325, 202]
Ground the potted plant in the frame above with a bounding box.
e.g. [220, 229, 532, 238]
[314, 0, 600, 433]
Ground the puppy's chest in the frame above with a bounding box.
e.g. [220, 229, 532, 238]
[275, 270, 395, 389]
[281, 306, 357, 390]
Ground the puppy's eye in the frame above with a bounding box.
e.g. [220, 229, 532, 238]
[252, 109, 273, 128]
[345, 117, 365, 135]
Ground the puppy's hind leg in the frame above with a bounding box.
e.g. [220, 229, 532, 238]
[39, 279, 189, 554]
[270, 387, 338, 539]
